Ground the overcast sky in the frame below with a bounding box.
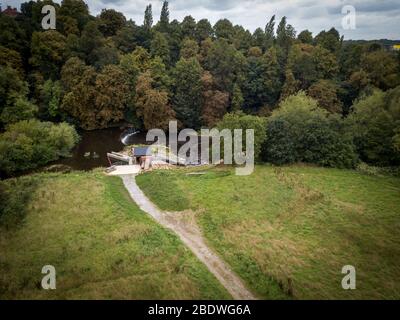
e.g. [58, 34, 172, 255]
[2, 0, 400, 40]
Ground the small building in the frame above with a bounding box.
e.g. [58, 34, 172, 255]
[393, 44, 400, 51]
[1, 5, 19, 17]
[132, 147, 152, 170]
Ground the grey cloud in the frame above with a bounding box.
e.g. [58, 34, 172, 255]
[2, 0, 399, 40]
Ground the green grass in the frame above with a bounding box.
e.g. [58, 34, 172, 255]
[0, 171, 230, 300]
[136, 165, 400, 299]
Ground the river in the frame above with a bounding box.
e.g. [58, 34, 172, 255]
[55, 127, 148, 171]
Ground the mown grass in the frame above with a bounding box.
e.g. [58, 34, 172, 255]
[136, 165, 400, 299]
[0, 171, 230, 300]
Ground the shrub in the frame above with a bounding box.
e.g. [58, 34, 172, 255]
[0, 120, 79, 176]
[216, 112, 267, 161]
[348, 87, 400, 166]
[263, 92, 358, 168]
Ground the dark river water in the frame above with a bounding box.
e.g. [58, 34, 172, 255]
[55, 127, 148, 171]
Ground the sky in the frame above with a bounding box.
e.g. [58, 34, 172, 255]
[2, 0, 400, 40]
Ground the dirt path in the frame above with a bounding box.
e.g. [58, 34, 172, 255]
[121, 175, 257, 300]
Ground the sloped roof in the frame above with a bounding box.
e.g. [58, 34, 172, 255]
[133, 147, 152, 157]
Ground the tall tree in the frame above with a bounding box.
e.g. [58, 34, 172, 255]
[214, 19, 235, 41]
[172, 57, 203, 128]
[98, 9, 126, 37]
[30, 30, 66, 79]
[59, 0, 90, 31]
[206, 39, 246, 94]
[181, 16, 196, 39]
[298, 30, 313, 44]
[159, 1, 170, 31]
[265, 15, 276, 49]
[150, 32, 170, 65]
[307, 80, 343, 113]
[276, 16, 296, 54]
[143, 4, 153, 30]
[135, 71, 175, 130]
[201, 71, 229, 127]
[195, 19, 213, 42]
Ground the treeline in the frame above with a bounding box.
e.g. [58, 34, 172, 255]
[0, 0, 399, 171]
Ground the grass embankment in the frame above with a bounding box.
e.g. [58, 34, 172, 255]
[136, 165, 400, 299]
[0, 171, 230, 299]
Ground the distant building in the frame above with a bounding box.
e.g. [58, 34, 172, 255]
[393, 44, 400, 51]
[1, 5, 19, 17]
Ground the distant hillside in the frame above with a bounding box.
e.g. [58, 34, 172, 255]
[343, 39, 400, 49]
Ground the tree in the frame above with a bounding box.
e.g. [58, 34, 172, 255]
[62, 62, 131, 130]
[172, 57, 203, 128]
[40, 80, 63, 118]
[180, 38, 199, 59]
[61, 61, 98, 129]
[98, 9, 126, 37]
[78, 21, 105, 66]
[1, 96, 38, 125]
[280, 69, 300, 101]
[59, 0, 90, 31]
[264, 92, 357, 168]
[231, 84, 244, 112]
[315, 28, 341, 53]
[0, 65, 35, 127]
[276, 16, 296, 53]
[361, 50, 400, 90]
[150, 32, 170, 65]
[298, 30, 313, 44]
[113, 21, 139, 53]
[0, 46, 24, 76]
[348, 87, 400, 166]
[181, 16, 196, 39]
[135, 71, 175, 130]
[201, 71, 229, 127]
[0, 66, 28, 112]
[94, 65, 131, 128]
[214, 19, 235, 41]
[159, 1, 170, 31]
[206, 39, 246, 94]
[217, 112, 267, 161]
[265, 15, 276, 49]
[252, 28, 266, 51]
[307, 80, 343, 113]
[30, 30, 66, 79]
[196, 19, 213, 42]
[148, 56, 171, 91]
[0, 119, 79, 176]
[286, 43, 338, 90]
[144, 5, 153, 30]
[243, 46, 282, 111]
[0, 13, 28, 54]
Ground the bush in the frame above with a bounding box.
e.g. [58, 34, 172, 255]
[217, 112, 267, 161]
[0, 120, 79, 176]
[263, 92, 358, 168]
[0, 176, 39, 229]
[348, 87, 400, 166]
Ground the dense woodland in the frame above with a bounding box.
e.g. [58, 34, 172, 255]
[1, 0, 400, 175]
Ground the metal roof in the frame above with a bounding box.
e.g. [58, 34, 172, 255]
[133, 147, 152, 157]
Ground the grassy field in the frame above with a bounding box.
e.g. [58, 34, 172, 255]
[136, 165, 400, 299]
[0, 171, 230, 299]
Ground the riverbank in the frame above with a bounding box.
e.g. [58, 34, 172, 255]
[0, 171, 230, 299]
[136, 165, 400, 299]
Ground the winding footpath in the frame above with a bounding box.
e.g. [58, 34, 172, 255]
[121, 175, 257, 300]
